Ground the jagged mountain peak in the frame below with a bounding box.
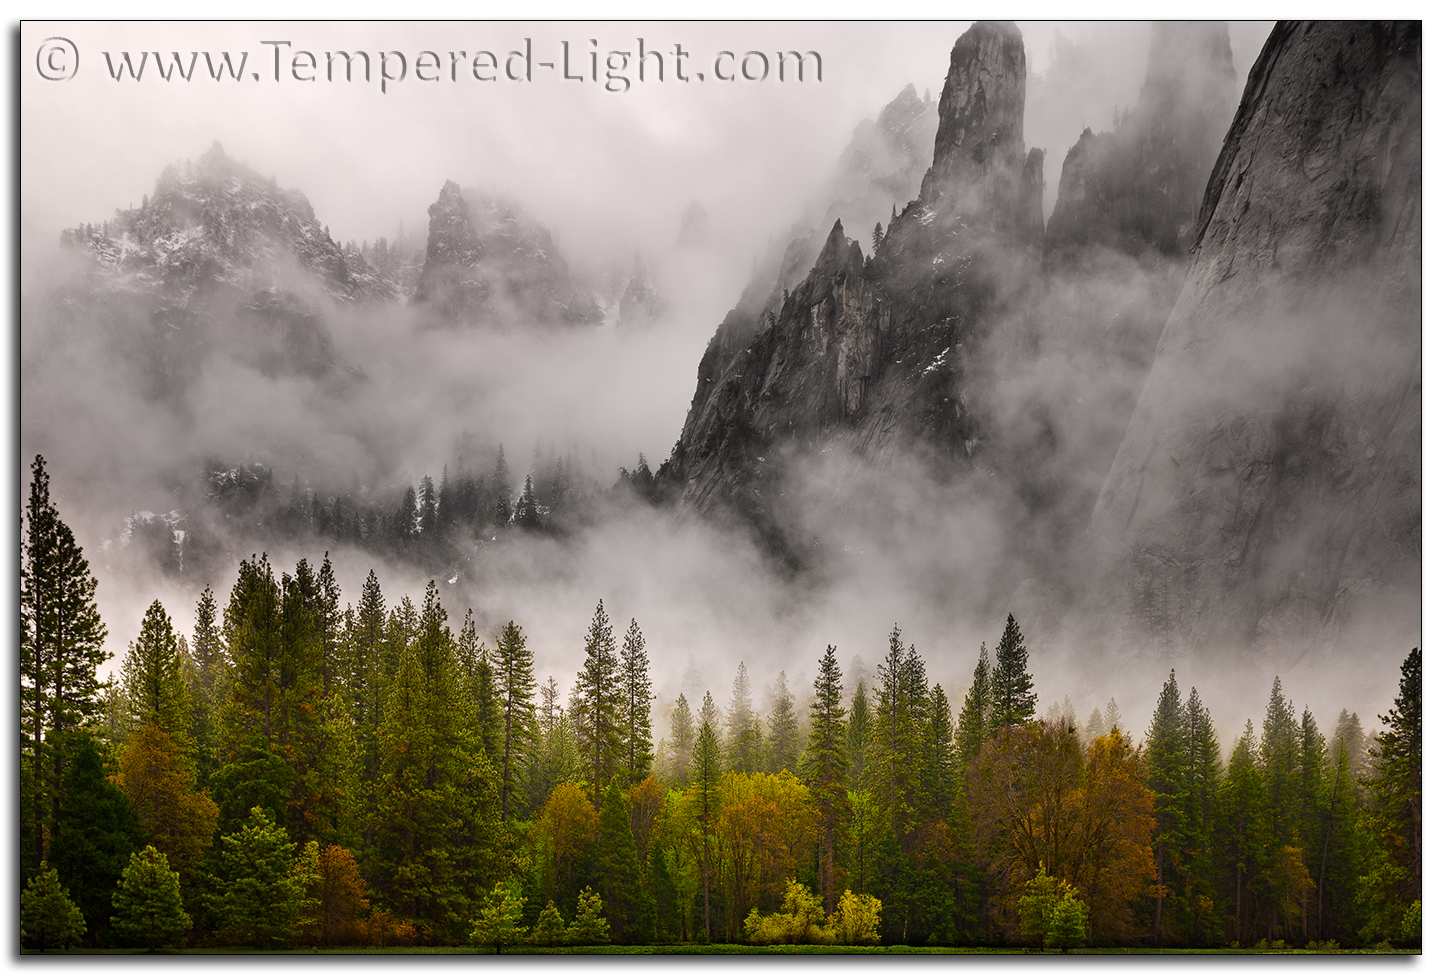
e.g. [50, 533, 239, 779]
[62, 144, 390, 304]
[411, 180, 600, 329]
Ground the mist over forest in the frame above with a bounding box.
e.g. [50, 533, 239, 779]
[19, 19, 1410, 752]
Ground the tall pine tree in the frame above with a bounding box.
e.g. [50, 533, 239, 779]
[620, 619, 654, 783]
[573, 600, 622, 808]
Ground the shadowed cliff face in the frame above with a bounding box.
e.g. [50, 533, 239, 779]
[1045, 22, 1237, 259]
[1088, 22, 1421, 661]
[660, 21, 1043, 567]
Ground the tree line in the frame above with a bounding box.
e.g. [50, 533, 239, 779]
[119, 446, 664, 582]
[20, 455, 1422, 950]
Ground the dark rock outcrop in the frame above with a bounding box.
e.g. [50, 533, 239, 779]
[1088, 22, 1422, 657]
[1045, 22, 1237, 259]
[660, 22, 1043, 562]
[411, 181, 601, 328]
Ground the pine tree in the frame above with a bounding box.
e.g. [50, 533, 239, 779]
[120, 601, 191, 747]
[568, 887, 611, 945]
[1178, 686, 1222, 943]
[21, 455, 109, 874]
[1104, 697, 1123, 735]
[1084, 707, 1105, 742]
[620, 619, 655, 783]
[110, 846, 191, 951]
[573, 601, 623, 808]
[665, 693, 695, 786]
[188, 587, 225, 784]
[418, 475, 438, 538]
[495, 620, 537, 821]
[470, 881, 526, 953]
[1220, 721, 1269, 944]
[724, 663, 763, 773]
[1366, 648, 1421, 906]
[872, 222, 883, 252]
[956, 643, 990, 767]
[923, 683, 956, 821]
[52, 733, 143, 944]
[988, 615, 1036, 733]
[21, 863, 86, 950]
[493, 445, 513, 525]
[699, 690, 719, 731]
[689, 721, 722, 942]
[870, 626, 922, 836]
[372, 584, 502, 940]
[217, 806, 307, 948]
[804, 646, 848, 912]
[766, 671, 801, 775]
[848, 679, 871, 788]
[597, 778, 656, 942]
[517, 475, 542, 529]
[1146, 669, 1185, 943]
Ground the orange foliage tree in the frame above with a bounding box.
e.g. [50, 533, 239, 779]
[968, 721, 1155, 945]
[115, 721, 219, 883]
[713, 771, 816, 941]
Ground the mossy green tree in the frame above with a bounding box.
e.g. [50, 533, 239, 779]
[470, 881, 526, 954]
[597, 777, 656, 942]
[217, 806, 308, 948]
[530, 900, 568, 947]
[111, 846, 191, 951]
[567, 887, 611, 945]
[21, 863, 86, 951]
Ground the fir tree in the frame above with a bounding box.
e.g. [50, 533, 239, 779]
[495, 620, 537, 821]
[923, 683, 956, 821]
[597, 778, 656, 942]
[1104, 698, 1123, 735]
[956, 643, 990, 767]
[766, 670, 801, 775]
[1366, 648, 1421, 906]
[517, 475, 542, 529]
[689, 721, 722, 942]
[804, 645, 848, 911]
[573, 601, 623, 808]
[848, 679, 872, 788]
[493, 446, 513, 525]
[120, 600, 191, 747]
[988, 615, 1036, 733]
[418, 475, 438, 537]
[665, 693, 696, 787]
[724, 663, 763, 773]
[1146, 669, 1185, 944]
[620, 619, 655, 783]
[52, 733, 143, 944]
[21, 455, 109, 874]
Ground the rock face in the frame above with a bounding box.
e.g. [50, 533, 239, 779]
[54, 143, 385, 394]
[1045, 22, 1237, 259]
[1088, 22, 1422, 656]
[61, 142, 390, 303]
[660, 22, 1042, 560]
[411, 181, 601, 328]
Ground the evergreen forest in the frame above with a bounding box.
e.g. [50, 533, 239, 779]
[20, 456, 1422, 952]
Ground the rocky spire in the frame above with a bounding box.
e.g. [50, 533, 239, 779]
[918, 21, 1038, 238]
